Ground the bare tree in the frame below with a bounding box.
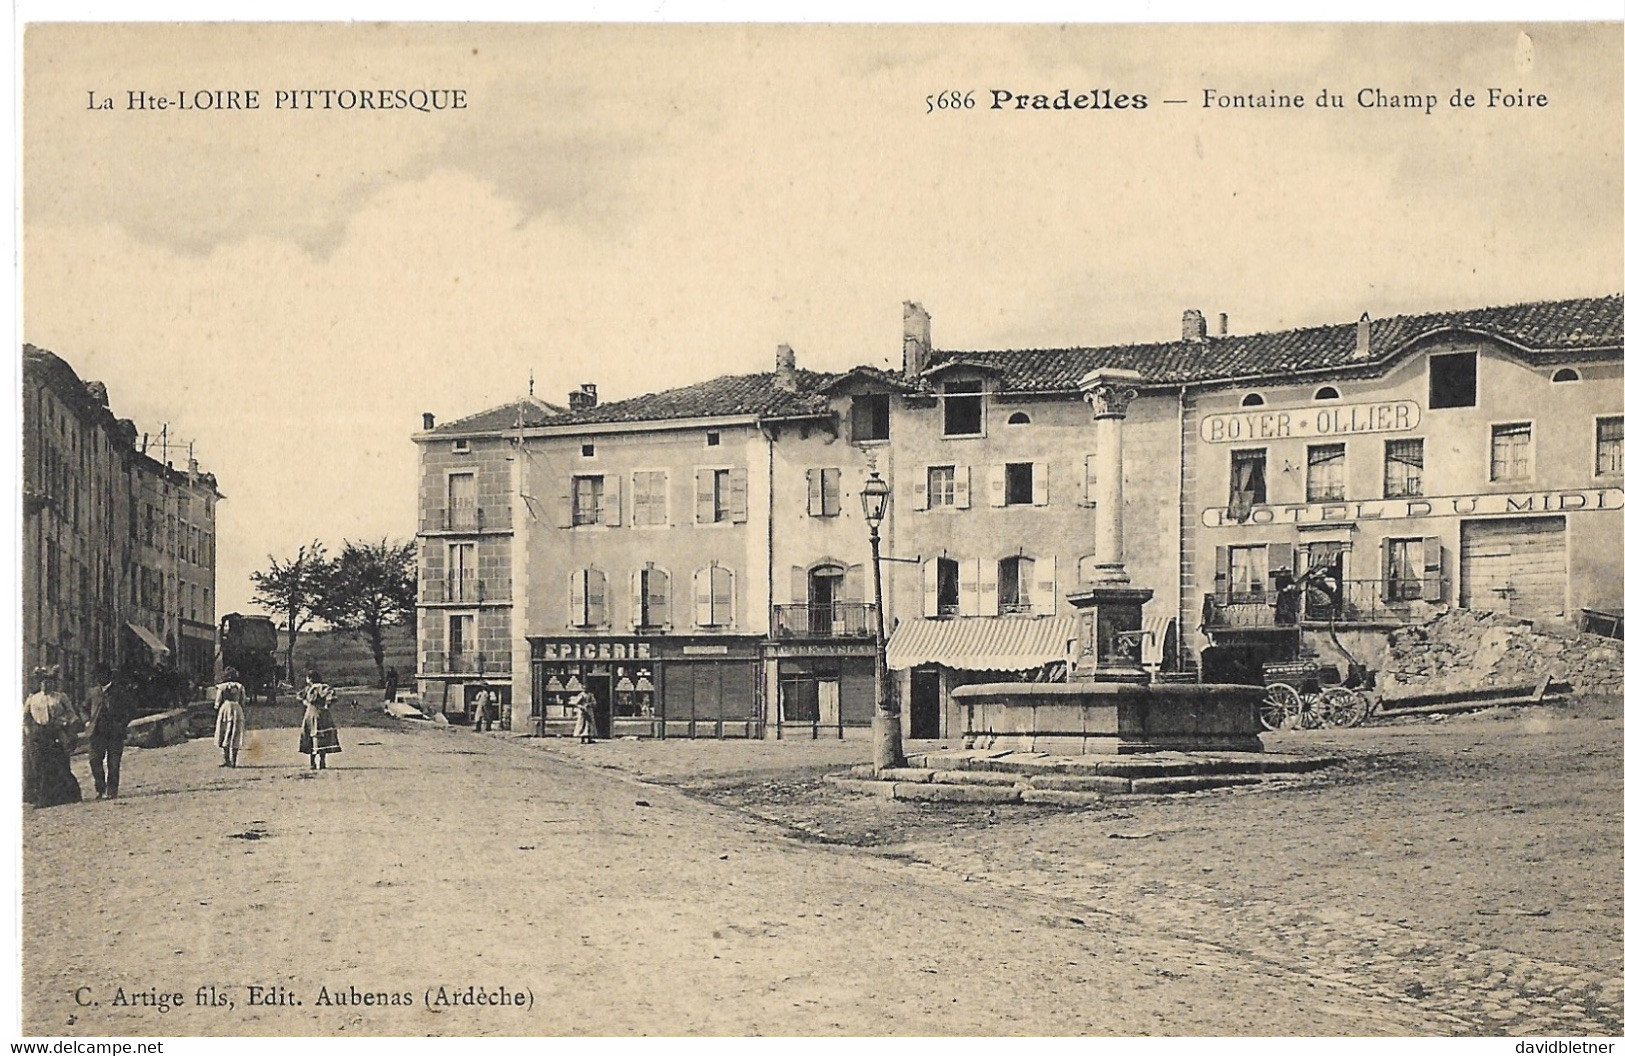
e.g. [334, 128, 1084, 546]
[250, 541, 329, 683]
[318, 538, 417, 688]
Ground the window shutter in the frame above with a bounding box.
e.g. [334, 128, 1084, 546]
[695, 469, 712, 523]
[568, 568, 586, 626]
[694, 566, 713, 626]
[790, 565, 807, 605]
[603, 474, 622, 526]
[1422, 536, 1444, 601]
[649, 568, 670, 627]
[824, 468, 841, 516]
[1035, 555, 1057, 616]
[978, 557, 998, 616]
[953, 465, 972, 509]
[731, 467, 748, 523]
[922, 557, 940, 616]
[1213, 546, 1229, 595]
[1033, 461, 1049, 506]
[713, 568, 734, 627]
[586, 568, 608, 626]
[629, 569, 642, 628]
[556, 480, 575, 529]
[913, 465, 930, 511]
[988, 464, 1007, 507]
[806, 469, 818, 516]
[844, 562, 864, 609]
[1266, 542, 1294, 579]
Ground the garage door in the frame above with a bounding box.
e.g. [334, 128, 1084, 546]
[1460, 517, 1567, 618]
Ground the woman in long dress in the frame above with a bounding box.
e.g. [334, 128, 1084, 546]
[23, 667, 82, 808]
[214, 667, 247, 768]
[297, 670, 342, 771]
[570, 690, 597, 744]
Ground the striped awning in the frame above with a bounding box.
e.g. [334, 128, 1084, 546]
[886, 615, 1078, 672]
[124, 622, 170, 657]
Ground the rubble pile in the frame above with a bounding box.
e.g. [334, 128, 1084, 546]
[1380, 608, 1623, 701]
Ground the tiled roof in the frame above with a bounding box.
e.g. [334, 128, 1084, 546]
[427, 396, 566, 436]
[935, 294, 1623, 392]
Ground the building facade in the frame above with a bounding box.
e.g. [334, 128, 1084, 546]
[411, 293, 1623, 738]
[22, 345, 223, 699]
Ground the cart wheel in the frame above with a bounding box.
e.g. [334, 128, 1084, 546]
[1317, 686, 1363, 728]
[1260, 683, 1299, 731]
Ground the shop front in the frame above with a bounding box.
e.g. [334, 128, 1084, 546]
[763, 640, 876, 739]
[529, 635, 764, 739]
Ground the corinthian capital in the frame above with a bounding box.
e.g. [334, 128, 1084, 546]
[1084, 383, 1137, 420]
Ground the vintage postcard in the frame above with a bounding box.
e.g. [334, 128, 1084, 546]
[13, 16, 1624, 1043]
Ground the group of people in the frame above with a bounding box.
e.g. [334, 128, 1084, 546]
[22, 663, 345, 809]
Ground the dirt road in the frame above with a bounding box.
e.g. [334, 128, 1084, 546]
[21, 699, 1624, 1037]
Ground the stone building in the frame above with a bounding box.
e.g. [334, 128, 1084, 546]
[410, 292, 1622, 738]
[22, 345, 223, 699]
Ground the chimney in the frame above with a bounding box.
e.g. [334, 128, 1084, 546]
[83, 380, 110, 407]
[902, 301, 933, 381]
[1182, 309, 1207, 343]
[422, 412, 436, 431]
[187, 457, 199, 483]
[774, 344, 798, 392]
[569, 384, 599, 411]
[1217, 313, 1228, 337]
[1353, 312, 1372, 359]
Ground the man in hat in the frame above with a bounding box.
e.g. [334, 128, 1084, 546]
[83, 662, 136, 799]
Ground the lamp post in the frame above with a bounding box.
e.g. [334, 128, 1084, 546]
[860, 471, 905, 772]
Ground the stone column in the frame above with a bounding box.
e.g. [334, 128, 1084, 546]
[1081, 372, 1140, 586]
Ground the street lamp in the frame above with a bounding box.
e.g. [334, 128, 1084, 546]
[861, 471, 905, 772]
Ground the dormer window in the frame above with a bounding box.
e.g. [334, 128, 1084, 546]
[943, 380, 984, 437]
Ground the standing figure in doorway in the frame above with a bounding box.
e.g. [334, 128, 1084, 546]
[298, 669, 342, 771]
[215, 667, 248, 768]
[570, 689, 597, 744]
[23, 666, 82, 808]
[471, 685, 493, 732]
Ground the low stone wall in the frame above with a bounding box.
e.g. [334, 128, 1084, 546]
[1379, 609, 1623, 701]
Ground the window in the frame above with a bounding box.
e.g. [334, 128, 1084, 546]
[696, 467, 746, 523]
[706, 431, 720, 447]
[447, 471, 476, 529]
[571, 474, 605, 525]
[568, 568, 609, 627]
[581, 442, 595, 458]
[631, 470, 668, 526]
[694, 564, 735, 627]
[1430, 352, 1477, 409]
[1082, 454, 1097, 506]
[997, 555, 1034, 615]
[1490, 423, 1532, 481]
[1240, 393, 1265, 408]
[1598, 417, 1623, 476]
[807, 468, 841, 517]
[452, 439, 470, 454]
[1305, 444, 1346, 502]
[447, 613, 474, 666]
[636, 566, 670, 628]
[1228, 449, 1267, 518]
[934, 557, 960, 617]
[943, 380, 984, 436]
[1313, 386, 1341, 401]
[1007, 411, 1031, 425]
[1552, 368, 1580, 383]
[1004, 462, 1034, 505]
[1385, 538, 1426, 601]
[1226, 545, 1269, 598]
[927, 465, 955, 509]
[1384, 439, 1425, 498]
[447, 542, 476, 602]
[850, 395, 890, 441]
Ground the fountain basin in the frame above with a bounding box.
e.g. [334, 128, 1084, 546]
[952, 681, 1264, 754]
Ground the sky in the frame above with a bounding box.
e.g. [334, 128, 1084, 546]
[20, 21, 1624, 618]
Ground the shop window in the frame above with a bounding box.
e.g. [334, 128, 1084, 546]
[943, 380, 984, 436]
[1240, 393, 1265, 407]
[1430, 352, 1477, 409]
[631, 470, 668, 526]
[1597, 417, 1623, 476]
[1313, 386, 1341, 401]
[1228, 449, 1267, 519]
[926, 465, 956, 509]
[571, 474, 605, 525]
[636, 566, 670, 629]
[850, 395, 890, 442]
[1490, 423, 1532, 482]
[1552, 368, 1580, 383]
[1384, 439, 1425, 498]
[997, 555, 1034, 615]
[807, 468, 841, 517]
[694, 564, 735, 627]
[1305, 444, 1346, 502]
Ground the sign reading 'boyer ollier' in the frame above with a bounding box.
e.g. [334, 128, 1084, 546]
[1203, 488, 1625, 527]
[1201, 400, 1421, 442]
